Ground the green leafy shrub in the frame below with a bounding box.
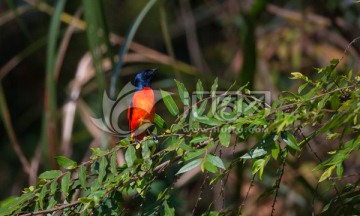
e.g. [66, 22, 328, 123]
[0, 60, 359, 215]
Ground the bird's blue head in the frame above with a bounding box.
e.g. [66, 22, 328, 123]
[134, 68, 157, 90]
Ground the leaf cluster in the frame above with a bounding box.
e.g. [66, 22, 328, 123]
[1, 59, 360, 215]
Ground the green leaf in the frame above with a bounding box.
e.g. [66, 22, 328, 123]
[78, 165, 87, 189]
[175, 80, 190, 106]
[55, 156, 77, 170]
[154, 114, 166, 129]
[61, 172, 71, 196]
[219, 125, 231, 147]
[206, 154, 225, 169]
[190, 136, 208, 144]
[161, 89, 179, 116]
[98, 157, 108, 184]
[142, 141, 151, 159]
[39, 186, 47, 209]
[125, 146, 137, 167]
[78, 197, 94, 212]
[336, 163, 343, 177]
[50, 180, 57, 195]
[241, 134, 276, 159]
[39, 170, 62, 180]
[281, 132, 301, 151]
[163, 200, 175, 216]
[184, 149, 205, 161]
[176, 158, 203, 175]
[290, 72, 308, 81]
[203, 161, 218, 173]
[271, 141, 280, 160]
[252, 156, 270, 180]
[110, 152, 117, 175]
[198, 116, 221, 126]
[196, 79, 204, 100]
[211, 78, 218, 97]
[298, 82, 308, 94]
[319, 165, 335, 182]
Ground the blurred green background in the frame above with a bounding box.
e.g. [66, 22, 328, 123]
[0, 0, 359, 215]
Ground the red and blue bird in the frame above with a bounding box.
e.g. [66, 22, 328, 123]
[128, 68, 157, 141]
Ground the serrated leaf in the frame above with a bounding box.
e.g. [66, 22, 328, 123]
[219, 125, 231, 147]
[203, 161, 218, 173]
[198, 116, 221, 126]
[271, 141, 280, 160]
[61, 172, 71, 196]
[125, 146, 137, 167]
[241, 134, 276, 159]
[298, 82, 308, 94]
[211, 78, 218, 97]
[319, 165, 335, 182]
[78, 165, 87, 189]
[142, 141, 150, 159]
[163, 200, 175, 216]
[55, 156, 77, 170]
[110, 152, 117, 175]
[196, 79, 204, 100]
[336, 163, 343, 177]
[175, 80, 190, 106]
[290, 72, 308, 81]
[252, 156, 269, 180]
[154, 114, 166, 129]
[39, 170, 62, 180]
[47, 197, 56, 209]
[190, 136, 208, 144]
[176, 158, 202, 175]
[206, 154, 225, 169]
[39, 186, 47, 209]
[161, 89, 179, 116]
[98, 157, 108, 184]
[184, 149, 205, 161]
[281, 132, 301, 151]
[50, 180, 57, 195]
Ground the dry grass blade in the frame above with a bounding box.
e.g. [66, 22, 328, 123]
[43, 0, 66, 168]
[61, 53, 93, 157]
[179, 0, 210, 74]
[54, 7, 83, 81]
[24, 0, 199, 76]
[0, 82, 31, 174]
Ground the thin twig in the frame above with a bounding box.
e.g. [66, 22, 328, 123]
[238, 173, 256, 215]
[270, 160, 285, 216]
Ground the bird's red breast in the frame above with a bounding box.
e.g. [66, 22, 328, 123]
[128, 87, 155, 140]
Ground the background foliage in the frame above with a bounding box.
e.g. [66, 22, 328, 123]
[0, 0, 360, 215]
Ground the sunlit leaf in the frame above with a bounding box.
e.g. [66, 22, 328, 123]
[319, 165, 335, 182]
[161, 89, 179, 116]
[125, 146, 137, 167]
[175, 80, 190, 106]
[281, 132, 301, 151]
[98, 157, 108, 184]
[176, 158, 202, 175]
[196, 79, 204, 100]
[78, 165, 87, 189]
[39, 170, 62, 180]
[219, 125, 231, 147]
[206, 154, 225, 169]
[55, 156, 77, 170]
[61, 172, 71, 196]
